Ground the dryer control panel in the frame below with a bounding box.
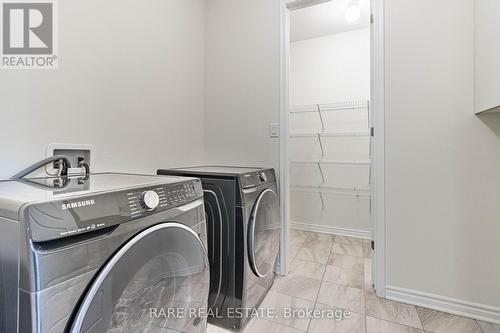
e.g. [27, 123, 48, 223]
[239, 169, 275, 189]
[26, 179, 203, 242]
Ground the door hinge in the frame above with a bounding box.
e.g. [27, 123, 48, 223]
[371, 127, 374, 137]
[371, 240, 375, 250]
[370, 13, 374, 24]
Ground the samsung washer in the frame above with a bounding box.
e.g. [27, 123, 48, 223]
[0, 173, 209, 333]
[157, 166, 280, 331]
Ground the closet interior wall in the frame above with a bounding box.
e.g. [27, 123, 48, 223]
[289, 28, 372, 238]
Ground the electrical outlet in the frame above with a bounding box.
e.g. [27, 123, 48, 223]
[269, 123, 280, 138]
[46, 143, 94, 176]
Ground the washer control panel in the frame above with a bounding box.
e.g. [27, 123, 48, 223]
[126, 180, 201, 219]
[27, 178, 203, 243]
[141, 190, 160, 210]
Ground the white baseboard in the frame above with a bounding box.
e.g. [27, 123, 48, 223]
[290, 221, 372, 240]
[386, 286, 500, 325]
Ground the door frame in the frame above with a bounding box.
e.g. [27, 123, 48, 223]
[279, 0, 386, 297]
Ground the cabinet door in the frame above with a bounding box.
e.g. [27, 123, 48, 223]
[475, 0, 500, 113]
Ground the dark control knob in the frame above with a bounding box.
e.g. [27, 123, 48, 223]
[141, 190, 160, 210]
[259, 172, 267, 182]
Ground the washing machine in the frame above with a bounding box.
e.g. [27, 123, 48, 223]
[157, 166, 280, 331]
[0, 173, 210, 333]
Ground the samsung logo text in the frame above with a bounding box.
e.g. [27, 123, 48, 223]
[62, 199, 95, 210]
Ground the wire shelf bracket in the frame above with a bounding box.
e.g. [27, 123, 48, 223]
[316, 104, 325, 133]
[317, 161, 325, 184]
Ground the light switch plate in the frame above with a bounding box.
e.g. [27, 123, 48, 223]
[269, 123, 280, 138]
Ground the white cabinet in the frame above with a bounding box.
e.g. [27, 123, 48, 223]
[474, 0, 500, 114]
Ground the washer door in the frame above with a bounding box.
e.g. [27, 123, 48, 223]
[247, 189, 280, 277]
[69, 223, 209, 333]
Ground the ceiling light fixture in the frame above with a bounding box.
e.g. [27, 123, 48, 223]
[345, 0, 361, 23]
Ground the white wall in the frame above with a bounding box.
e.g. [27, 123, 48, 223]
[204, 0, 280, 171]
[204, 0, 500, 316]
[2, 0, 498, 317]
[290, 28, 370, 105]
[385, 0, 500, 310]
[0, 0, 206, 179]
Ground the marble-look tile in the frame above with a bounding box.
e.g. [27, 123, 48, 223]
[364, 272, 373, 289]
[289, 259, 326, 280]
[363, 239, 373, 259]
[332, 236, 363, 257]
[477, 320, 500, 333]
[365, 284, 376, 295]
[308, 303, 365, 333]
[316, 281, 365, 314]
[243, 318, 305, 333]
[365, 289, 422, 329]
[366, 316, 426, 333]
[288, 246, 301, 262]
[259, 290, 314, 331]
[364, 258, 372, 271]
[327, 253, 364, 272]
[290, 230, 311, 248]
[416, 307, 482, 333]
[304, 232, 335, 243]
[323, 265, 363, 289]
[271, 274, 321, 302]
[294, 242, 331, 264]
[290, 229, 313, 237]
[302, 238, 333, 250]
[364, 258, 373, 288]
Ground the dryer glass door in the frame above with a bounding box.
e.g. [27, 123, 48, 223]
[248, 189, 280, 277]
[69, 223, 209, 333]
[202, 188, 227, 310]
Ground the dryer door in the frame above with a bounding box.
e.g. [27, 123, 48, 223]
[247, 189, 280, 277]
[69, 223, 209, 333]
[202, 188, 226, 309]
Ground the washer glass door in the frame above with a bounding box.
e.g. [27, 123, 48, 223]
[69, 223, 209, 333]
[248, 189, 280, 277]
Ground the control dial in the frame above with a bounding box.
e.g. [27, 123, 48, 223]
[141, 190, 160, 210]
[259, 172, 268, 182]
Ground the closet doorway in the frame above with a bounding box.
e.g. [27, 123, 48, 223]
[279, 0, 386, 297]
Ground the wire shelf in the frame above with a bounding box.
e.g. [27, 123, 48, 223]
[289, 100, 369, 114]
[290, 184, 371, 197]
[289, 99, 372, 208]
[289, 130, 371, 138]
[290, 159, 371, 166]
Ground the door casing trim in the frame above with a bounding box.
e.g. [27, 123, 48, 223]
[278, 0, 386, 297]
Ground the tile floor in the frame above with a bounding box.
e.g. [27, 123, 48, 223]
[208, 230, 500, 333]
